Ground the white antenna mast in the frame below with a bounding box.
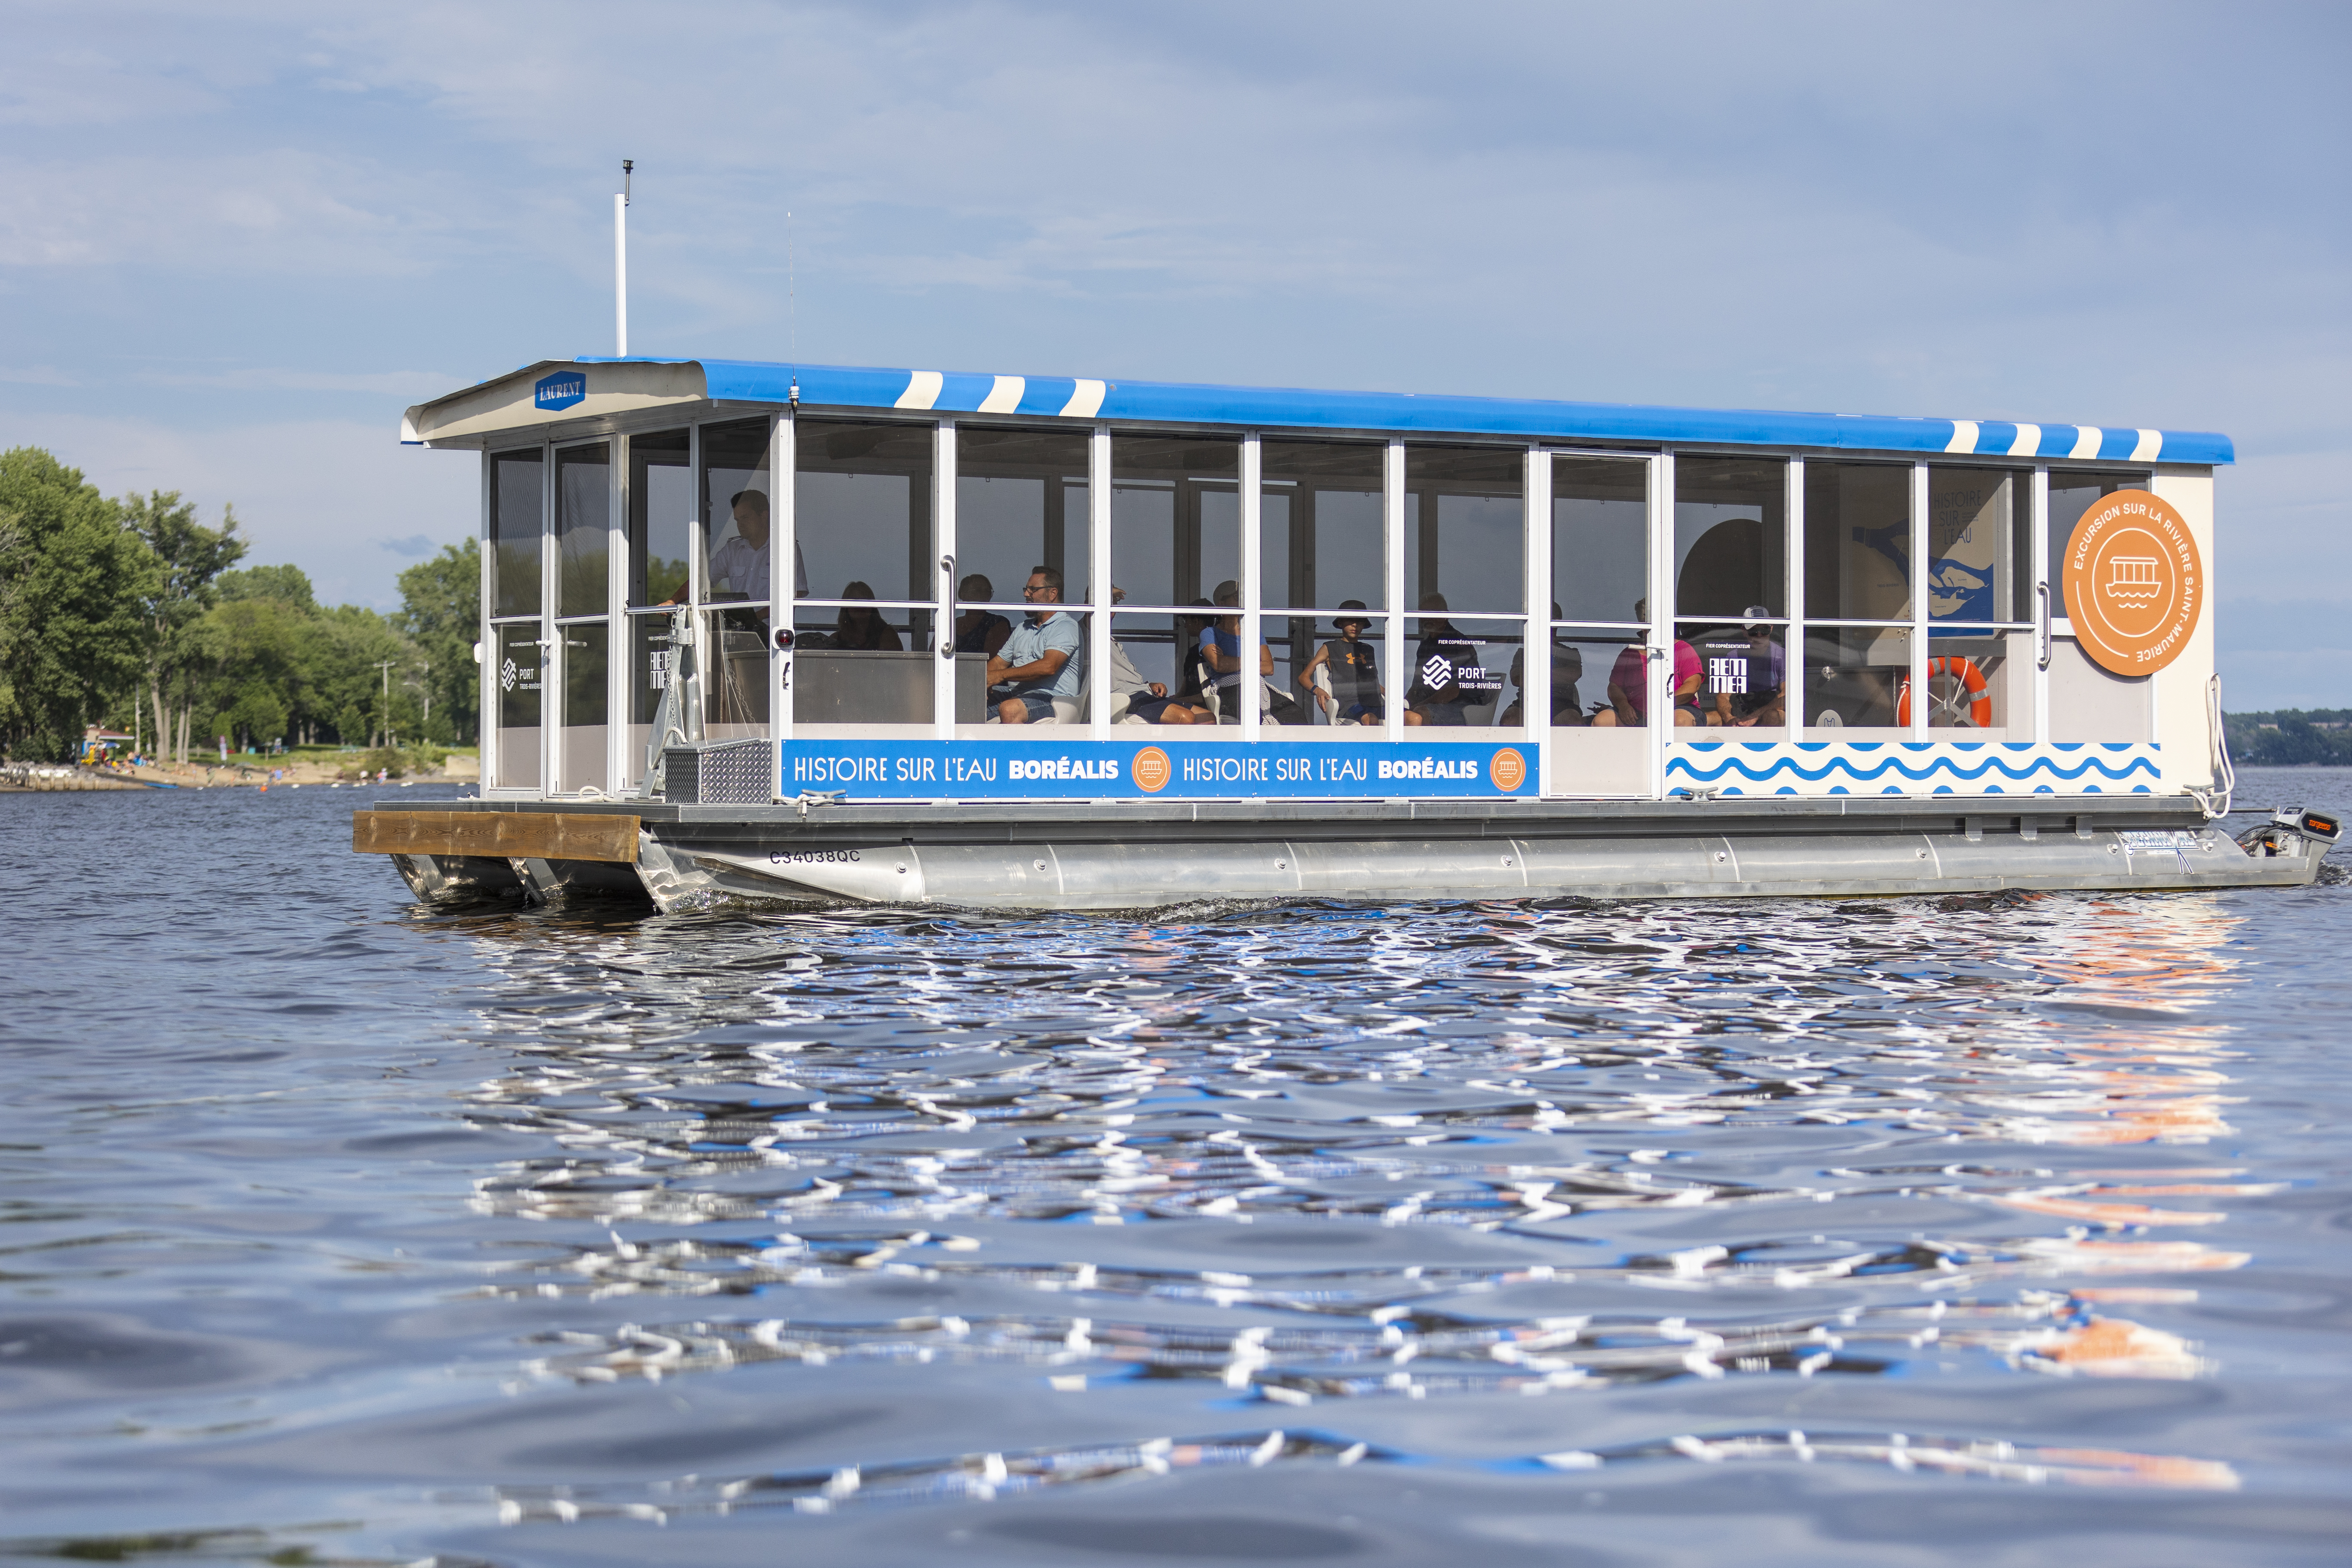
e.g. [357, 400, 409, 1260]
[615, 159, 633, 355]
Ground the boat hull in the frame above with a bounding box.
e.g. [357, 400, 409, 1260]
[359, 798, 2325, 912]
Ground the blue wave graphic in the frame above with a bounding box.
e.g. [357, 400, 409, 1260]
[1665, 753, 2159, 784]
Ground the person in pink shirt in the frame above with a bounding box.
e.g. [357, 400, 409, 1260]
[1591, 600, 1706, 727]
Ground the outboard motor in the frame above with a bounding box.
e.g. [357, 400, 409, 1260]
[2237, 806, 2341, 858]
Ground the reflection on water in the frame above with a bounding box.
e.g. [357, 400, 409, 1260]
[6, 776, 2352, 1565]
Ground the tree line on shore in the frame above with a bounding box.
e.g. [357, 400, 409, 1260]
[0, 446, 478, 763]
[2223, 709, 2352, 767]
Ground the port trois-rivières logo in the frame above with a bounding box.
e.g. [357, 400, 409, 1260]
[2061, 489, 2202, 677]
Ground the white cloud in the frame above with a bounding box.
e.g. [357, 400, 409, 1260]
[5, 410, 477, 612]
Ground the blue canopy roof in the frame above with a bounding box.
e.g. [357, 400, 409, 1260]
[571, 356, 2232, 465]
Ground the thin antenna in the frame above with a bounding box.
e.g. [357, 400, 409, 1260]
[616, 159, 634, 357]
[787, 210, 796, 359]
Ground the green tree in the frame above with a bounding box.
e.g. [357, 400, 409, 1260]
[0, 449, 156, 761]
[396, 538, 480, 744]
[123, 489, 245, 763]
[217, 562, 315, 610]
[193, 596, 306, 751]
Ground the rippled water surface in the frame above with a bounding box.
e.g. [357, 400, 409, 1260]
[7, 772, 2352, 1566]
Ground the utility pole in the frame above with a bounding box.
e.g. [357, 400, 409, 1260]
[373, 658, 397, 747]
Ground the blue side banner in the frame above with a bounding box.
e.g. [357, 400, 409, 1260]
[778, 740, 1534, 799]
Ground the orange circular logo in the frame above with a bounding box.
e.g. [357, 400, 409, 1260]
[2062, 489, 2201, 677]
[1131, 746, 1172, 793]
[1488, 747, 1527, 792]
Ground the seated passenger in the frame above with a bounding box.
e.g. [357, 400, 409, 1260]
[1403, 594, 1491, 727]
[1299, 600, 1384, 724]
[832, 582, 904, 651]
[1592, 599, 1704, 727]
[1500, 602, 1586, 726]
[1200, 581, 1306, 724]
[1107, 585, 1207, 724]
[953, 574, 1012, 656]
[986, 566, 1086, 724]
[1715, 607, 1786, 728]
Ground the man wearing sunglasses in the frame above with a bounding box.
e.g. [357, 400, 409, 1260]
[986, 567, 1086, 724]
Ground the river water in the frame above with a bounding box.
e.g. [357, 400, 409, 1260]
[5, 771, 2351, 1566]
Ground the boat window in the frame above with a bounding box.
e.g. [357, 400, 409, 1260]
[489, 447, 543, 619]
[492, 622, 542, 790]
[556, 442, 610, 619]
[699, 417, 774, 607]
[1291, 607, 1391, 727]
[1926, 467, 2026, 628]
[1550, 626, 1646, 728]
[789, 418, 936, 726]
[1802, 461, 1910, 732]
[957, 427, 1090, 620]
[1261, 441, 1385, 612]
[1553, 456, 1647, 625]
[1675, 456, 1785, 622]
[1114, 436, 1238, 612]
[2047, 469, 2144, 620]
[559, 620, 608, 793]
[796, 418, 934, 630]
[1406, 612, 1516, 729]
[627, 428, 691, 607]
[1405, 446, 1522, 617]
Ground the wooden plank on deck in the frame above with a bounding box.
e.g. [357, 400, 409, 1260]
[353, 810, 640, 864]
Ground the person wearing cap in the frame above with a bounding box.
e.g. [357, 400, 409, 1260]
[1299, 600, 1384, 724]
[1713, 606, 1786, 727]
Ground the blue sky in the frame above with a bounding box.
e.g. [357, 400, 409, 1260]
[5, 0, 2346, 706]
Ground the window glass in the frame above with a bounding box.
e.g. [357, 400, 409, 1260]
[702, 604, 769, 741]
[1912, 630, 2021, 731]
[1292, 608, 1390, 726]
[1675, 457, 1783, 621]
[1549, 628, 1644, 727]
[1803, 625, 1910, 730]
[1553, 456, 1647, 624]
[700, 418, 773, 605]
[1406, 446, 1522, 616]
[493, 622, 542, 789]
[1686, 622, 1788, 729]
[957, 428, 1090, 615]
[559, 621, 607, 793]
[1403, 608, 1512, 729]
[1802, 461, 1908, 622]
[1926, 467, 2023, 629]
[1114, 437, 1237, 610]
[796, 419, 934, 614]
[1261, 440, 1384, 611]
[628, 429, 691, 607]
[556, 442, 609, 619]
[489, 448, 543, 619]
[2047, 470, 2144, 619]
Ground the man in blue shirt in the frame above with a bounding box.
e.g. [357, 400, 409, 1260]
[987, 566, 1086, 723]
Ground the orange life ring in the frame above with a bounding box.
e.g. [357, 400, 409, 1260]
[1897, 655, 1992, 727]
